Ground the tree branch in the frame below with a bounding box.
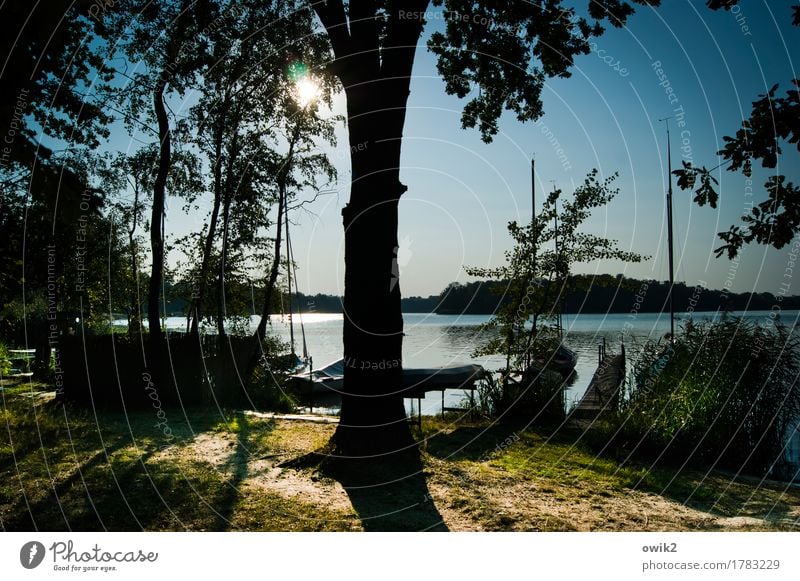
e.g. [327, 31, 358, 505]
[311, 0, 354, 83]
[349, 0, 380, 77]
[382, 0, 429, 84]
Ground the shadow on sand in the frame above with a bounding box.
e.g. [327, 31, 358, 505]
[284, 447, 449, 531]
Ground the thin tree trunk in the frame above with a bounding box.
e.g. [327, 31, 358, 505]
[252, 120, 301, 348]
[189, 132, 224, 336]
[215, 126, 241, 340]
[216, 193, 232, 339]
[254, 178, 285, 341]
[128, 224, 141, 335]
[148, 80, 170, 342]
[128, 185, 141, 335]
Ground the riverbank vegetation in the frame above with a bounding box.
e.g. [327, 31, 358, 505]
[610, 317, 800, 481]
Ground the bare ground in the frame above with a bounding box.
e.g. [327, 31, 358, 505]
[158, 416, 800, 532]
[2, 384, 798, 532]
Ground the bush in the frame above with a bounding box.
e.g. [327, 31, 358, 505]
[478, 367, 566, 425]
[57, 332, 298, 412]
[57, 333, 205, 409]
[616, 317, 800, 477]
[0, 341, 12, 376]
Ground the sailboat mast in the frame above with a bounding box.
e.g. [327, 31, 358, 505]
[661, 116, 676, 340]
[531, 155, 535, 221]
[284, 188, 296, 354]
[552, 182, 562, 338]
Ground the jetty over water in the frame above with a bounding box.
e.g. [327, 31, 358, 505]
[569, 344, 626, 423]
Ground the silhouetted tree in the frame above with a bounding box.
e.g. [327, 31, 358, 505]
[308, 0, 660, 455]
[468, 170, 645, 370]
[104, 0, 219, 340]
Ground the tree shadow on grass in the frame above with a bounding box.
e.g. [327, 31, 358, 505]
[1, 403, 264, 531]
[214, 413, 267, 530]
[421, 421, 532, 463]
[285, 445, 449, 531]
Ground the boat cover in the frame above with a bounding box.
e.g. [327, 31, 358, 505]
[290, 359, 487, 394]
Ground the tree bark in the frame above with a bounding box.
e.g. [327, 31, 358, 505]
[147, 80, 171, 342]
[332, 82, 416, 457]
[311, 0, 428, 457]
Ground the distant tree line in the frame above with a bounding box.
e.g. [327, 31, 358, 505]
[288, 275, 800, 315]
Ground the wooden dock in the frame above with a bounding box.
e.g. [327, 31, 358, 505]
[569, 345, 625, 422]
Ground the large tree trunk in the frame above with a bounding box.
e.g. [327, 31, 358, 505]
[332, 83, 415, 457]
[311, 0, 427, 457]
[148, 80, 170, 342]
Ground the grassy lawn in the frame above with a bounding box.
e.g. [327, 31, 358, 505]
[2, 378, 798, 531]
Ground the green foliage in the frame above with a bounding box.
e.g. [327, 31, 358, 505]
[477, 366, 566, 423]
[618, 317, 800, 477]
[0, 342, 12, 376]
[428, 0, 660, 142]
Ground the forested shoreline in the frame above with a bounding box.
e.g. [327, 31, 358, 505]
[284, 276, 800, 315]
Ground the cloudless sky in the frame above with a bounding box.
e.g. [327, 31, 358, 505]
[163, 1, 800, 299]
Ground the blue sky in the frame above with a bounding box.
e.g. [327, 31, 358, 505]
[164, 1, 799, 298]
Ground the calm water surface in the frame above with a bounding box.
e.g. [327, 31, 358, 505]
[147, 309, 799, 415]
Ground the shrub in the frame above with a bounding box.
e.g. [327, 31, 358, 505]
[616, 317, 800, 477]
[239, 334, 297, 412]
[477, 367, 566, 425]
[0, 341, 12, 376]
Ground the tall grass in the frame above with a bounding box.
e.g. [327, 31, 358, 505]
[617, 316, 800, 478]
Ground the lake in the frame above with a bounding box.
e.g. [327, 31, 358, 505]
[144, 309, 800, 416]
